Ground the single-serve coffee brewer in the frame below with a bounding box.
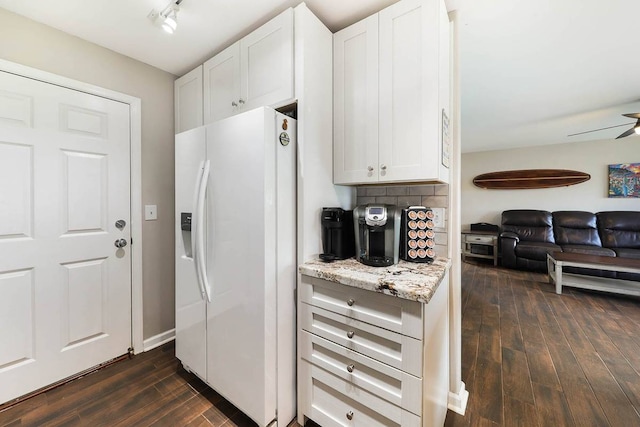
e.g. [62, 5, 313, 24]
[353, 204, 401, 267]
[320, 208, 355, 261]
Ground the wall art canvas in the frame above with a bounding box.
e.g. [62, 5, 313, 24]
[608, 163, 640, 198]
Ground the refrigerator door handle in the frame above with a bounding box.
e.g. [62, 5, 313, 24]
[192, 162, 207, 300]
[196, 160, 212, 303]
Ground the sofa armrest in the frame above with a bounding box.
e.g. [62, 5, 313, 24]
[500, 232, 519, 268]
[500, 231, 519, 242]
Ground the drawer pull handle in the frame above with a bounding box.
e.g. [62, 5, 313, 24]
[347, 298, 355, 306]
[346, 411, 354, 420]
[347, 330, 355, 339]
[347, 364, 355, 373]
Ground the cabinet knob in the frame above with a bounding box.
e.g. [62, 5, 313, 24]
[380, 164, 387, 170]
[346, 411, 354, 421]
[367, 166, 374, 172]
[231, 101, 238, 107]
[238, 99, 245, 105]
[347, 364, 355, 373]
[347, 330, 355, 339]
[347, 298, 355, 307]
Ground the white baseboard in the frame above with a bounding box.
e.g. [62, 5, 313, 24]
[143, 329, 175, 352]
[448, 381, 469, 415]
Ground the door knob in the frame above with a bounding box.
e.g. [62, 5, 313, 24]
[347, 364, 355, 373]
[346, 411, 354, 420]
[347, 330, 355, 339]
[347, 298, 355, 306]
[114, 238, 128, 248]
[380, 164, 387, 170]
[367, 166, 374, 172]
[231, 101, 238, 107]
[238, 99, 245, 105]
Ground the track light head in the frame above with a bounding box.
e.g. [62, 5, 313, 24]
[161, 4, 179, 34]
[148, 1, 182, 34]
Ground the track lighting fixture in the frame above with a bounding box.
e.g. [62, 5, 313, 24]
[148, 0, 183, 34]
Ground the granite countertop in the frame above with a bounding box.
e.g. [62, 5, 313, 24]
[299, 257, 451, 304]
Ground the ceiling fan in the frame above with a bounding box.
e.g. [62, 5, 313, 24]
[568, 113, 640, 139]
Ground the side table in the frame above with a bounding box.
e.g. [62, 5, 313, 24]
[461, 230, 499, 266]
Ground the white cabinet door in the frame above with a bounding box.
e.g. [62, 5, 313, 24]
[174, 65, 203, 133]
[379, 0, 441, 183]
[203, 43, 241, 124]
[333, 0, 450, 185]
[333, 15, 379, 185]
[240, 8, 294, 111]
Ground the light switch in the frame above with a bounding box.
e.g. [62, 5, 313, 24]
[145, 205, 158, 221]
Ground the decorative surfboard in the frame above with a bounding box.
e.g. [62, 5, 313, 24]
[473, 169, 591, 189]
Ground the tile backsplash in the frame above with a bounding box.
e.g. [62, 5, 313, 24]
[356, 184, 449, 258]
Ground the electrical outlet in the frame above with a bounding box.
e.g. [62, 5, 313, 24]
[432, 208, 445, 228]
[145, 205, 158, 221]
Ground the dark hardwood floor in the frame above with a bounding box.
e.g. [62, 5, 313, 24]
[2, 261, 639, 426]
[445, 261, 640, 427]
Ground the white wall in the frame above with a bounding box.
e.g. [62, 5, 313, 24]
[461, 138, 640, 228]
[0, 8, 177, 340]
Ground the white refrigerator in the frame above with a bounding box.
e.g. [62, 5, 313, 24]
[175, 107, 297, 427]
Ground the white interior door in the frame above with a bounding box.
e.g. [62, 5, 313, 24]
[0, 71, 131, 404]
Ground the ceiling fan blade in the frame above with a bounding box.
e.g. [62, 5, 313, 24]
[567, 122, 634, 137]
[623, 113, 640, 119]
[615, 127, 636, 139]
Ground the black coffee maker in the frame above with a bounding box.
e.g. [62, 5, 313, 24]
[320, 208, 355, 262]
[353, 204, 401, 267]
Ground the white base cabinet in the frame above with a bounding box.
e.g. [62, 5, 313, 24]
[297, 272, 450, 427]
[333, 0, 451, 185]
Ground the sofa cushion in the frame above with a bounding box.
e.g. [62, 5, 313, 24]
[502, 210, 555, 243]
[561, 245, 616, 257]
[515, 241, 561, 261]
[613, 248, 640, 259]
[597, 211, 640, 248]
[553, 211, 602, 246]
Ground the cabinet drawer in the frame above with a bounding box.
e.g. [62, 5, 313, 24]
[300, 275, 422, 339]
[300, 330, 421, 415]
[300, 303, 422, 377]
[299, 359, 421, 427]
[463, 235, 494, 244]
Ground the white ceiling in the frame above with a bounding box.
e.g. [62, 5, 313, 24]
[1, 0, 638, 153]
[458, 0, 640, 152]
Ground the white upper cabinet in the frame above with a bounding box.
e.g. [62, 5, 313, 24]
[174, 65, 203, 134]
[203, 43, 241, 124]
[176, 8, 294, 131]
[241, 9, 294, 112]
[334, 0, 451, 185]
[203, 8, 293, 125]
[333, 15, 379, 185]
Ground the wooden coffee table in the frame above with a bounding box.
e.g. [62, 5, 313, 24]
[547, 252, 640, 296]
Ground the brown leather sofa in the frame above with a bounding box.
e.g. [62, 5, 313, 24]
[500, 210, 640, 280]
